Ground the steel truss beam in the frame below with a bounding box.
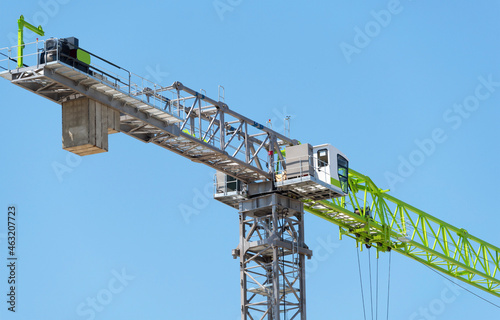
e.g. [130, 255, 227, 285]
[1, 61, 300, 183]
[304, 169, 500, 298]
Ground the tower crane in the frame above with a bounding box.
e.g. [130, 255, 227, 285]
[1, 20, 499, 319]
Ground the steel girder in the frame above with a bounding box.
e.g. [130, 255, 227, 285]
[0, 61, 299, 183]
[303, 169, 500, 298]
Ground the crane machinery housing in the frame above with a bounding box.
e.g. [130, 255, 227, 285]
[1, 18, 499, 319]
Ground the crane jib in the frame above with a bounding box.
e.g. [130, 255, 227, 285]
[304, 168, 500, 298]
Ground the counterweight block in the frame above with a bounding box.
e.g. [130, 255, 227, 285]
[62, 97, 119, 156]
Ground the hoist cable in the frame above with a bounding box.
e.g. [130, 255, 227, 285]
[368, 250, 374, 320]
[376, 255, 379, 320]
[386, 251, 392, 320]
[356, 248, 368, 320]
[423, 263, 500, 309]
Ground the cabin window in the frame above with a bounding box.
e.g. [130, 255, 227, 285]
[337, 154, 349, 193]
[226, 175, 241, 192]
[317, 149, 328, 168]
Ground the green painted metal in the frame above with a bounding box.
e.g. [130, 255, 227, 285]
[304, 168, 500, 297]
[76, 49, 91, 65]
[17, 15, 45, 68]
[330, 176, 341, 189]
[182, 128, 208, 143]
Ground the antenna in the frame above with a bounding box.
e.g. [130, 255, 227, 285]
[284, 115, 291, 138]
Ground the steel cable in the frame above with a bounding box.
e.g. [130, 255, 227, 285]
[357, 248, 368, 320]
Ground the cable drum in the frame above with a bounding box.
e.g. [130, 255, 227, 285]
[39, 38, 58, 64]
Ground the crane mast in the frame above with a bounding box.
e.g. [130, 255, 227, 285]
[1, 30, 499, 318]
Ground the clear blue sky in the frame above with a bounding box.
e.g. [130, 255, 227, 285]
[1, 1, 500, 319]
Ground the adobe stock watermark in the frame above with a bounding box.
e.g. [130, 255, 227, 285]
[266, 107, 295, 136]
[213, 0, 243, 21]
[384, 74, 500, 191]
[407, 280, 463, 320]
[52, 152, 83, 183]
[178, 175, 213, 224]
[143, 64, 170, 85]
[7, 0, 73, 46]
[305, 233, 340, 279]
[76, 268, 135, 320]
[340, 0, 410, 64]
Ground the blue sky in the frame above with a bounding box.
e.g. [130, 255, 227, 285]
[1, 0, 500, 319]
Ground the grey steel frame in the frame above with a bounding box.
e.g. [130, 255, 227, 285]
[0, 41, 297, 183]
[235, 192, 311, 320]
[0, 44, 312, 319]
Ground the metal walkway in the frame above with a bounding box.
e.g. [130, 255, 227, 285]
[0, 40, 301, 183]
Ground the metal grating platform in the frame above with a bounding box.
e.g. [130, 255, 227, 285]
[276, 175, 345, 200]
[0, 61, 272, 183]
